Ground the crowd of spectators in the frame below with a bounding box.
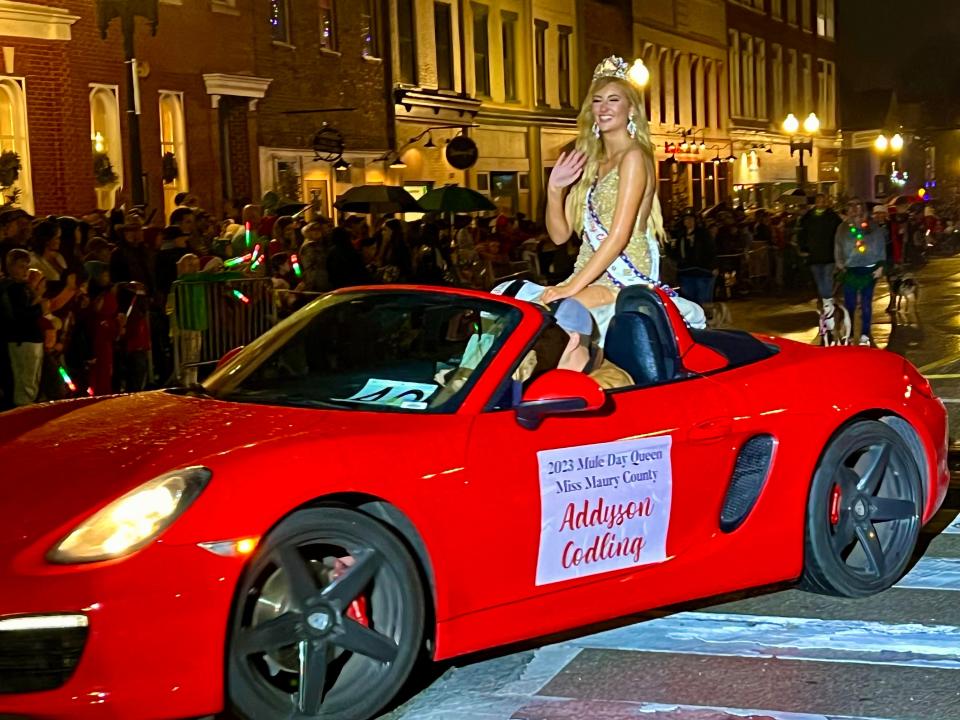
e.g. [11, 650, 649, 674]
[0, 190, 951, 409]
[0, 195, 579, 409]
[664, 195, 952, 305]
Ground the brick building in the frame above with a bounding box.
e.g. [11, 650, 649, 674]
[252, 0, 394, 220]
[0, 0, 261, 220]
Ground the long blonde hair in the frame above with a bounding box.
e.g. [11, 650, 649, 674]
[567, 76, 665, 247]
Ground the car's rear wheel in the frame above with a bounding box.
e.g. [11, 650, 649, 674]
[801, 419, 922, 598]
[228, 507, 425, 720]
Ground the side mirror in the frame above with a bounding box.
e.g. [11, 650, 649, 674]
[217, 346, 245, 369]
[516, 369, 606, 430]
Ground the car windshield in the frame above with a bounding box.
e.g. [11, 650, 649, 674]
[202, 290, 521, 413]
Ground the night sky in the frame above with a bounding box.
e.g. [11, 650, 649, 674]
[839, 0, 960, 106]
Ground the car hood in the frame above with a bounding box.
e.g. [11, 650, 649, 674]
[0, 391, 379, 547]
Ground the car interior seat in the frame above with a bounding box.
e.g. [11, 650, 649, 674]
[603, 286, 680, 386]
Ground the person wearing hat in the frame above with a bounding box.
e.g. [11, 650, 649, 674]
[668, 210, 717, 306]
[110, 215, 153, 296]
[549, 298, 633, 389]
[491, 279, 633, 390]
[156, 225, 191, 297]
[835, 198, 886, 346]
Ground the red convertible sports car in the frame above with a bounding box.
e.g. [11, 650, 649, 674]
[0, 285, 949, 720]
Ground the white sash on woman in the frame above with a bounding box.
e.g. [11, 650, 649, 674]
[582, 179, 663, 290]
[581, 179, 706, 329]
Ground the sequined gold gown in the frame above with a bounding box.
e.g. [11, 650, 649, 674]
[569, 168, 659, 291]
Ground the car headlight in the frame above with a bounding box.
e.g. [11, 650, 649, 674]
[48, 467, 211, 564]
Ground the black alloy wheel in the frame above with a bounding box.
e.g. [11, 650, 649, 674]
[801, 419, 923, 598]
[228, 507, 426, 720]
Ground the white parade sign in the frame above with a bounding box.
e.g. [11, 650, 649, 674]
[535, 435, 673, 586]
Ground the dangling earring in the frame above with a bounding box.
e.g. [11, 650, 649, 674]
[627, 114, 638, 139]
[592, 121, 600, 139]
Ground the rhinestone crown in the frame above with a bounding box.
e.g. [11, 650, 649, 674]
[592, 55, 629, 82]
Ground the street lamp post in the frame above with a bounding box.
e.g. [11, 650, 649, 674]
[874, 132, 905, 198]
[783, 113, 820, 192]
[96, 0, 158, 207]
[628, 58, 650, 89]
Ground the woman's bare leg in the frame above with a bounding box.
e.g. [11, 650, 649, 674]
[571, 285, 617, 309]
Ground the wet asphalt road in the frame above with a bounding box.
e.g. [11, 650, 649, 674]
[383, 255, 960, 720]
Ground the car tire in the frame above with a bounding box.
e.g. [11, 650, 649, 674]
[801, 419, 923, 598]
[227, 507, 426, 720]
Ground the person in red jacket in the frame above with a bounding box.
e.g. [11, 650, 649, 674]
[80, 260, 121, 396]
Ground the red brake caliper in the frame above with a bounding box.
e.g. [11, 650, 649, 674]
[334, 556, 370, 627]
[829, 484, 842, 526]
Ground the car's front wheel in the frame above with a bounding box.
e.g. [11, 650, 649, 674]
[228, 507, 425, 720]
[801, 419, 922, 598]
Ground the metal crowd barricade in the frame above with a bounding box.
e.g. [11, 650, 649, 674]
[170, 276, 275, 383]
[745, 241, 771, 289]
[715, 251, 745, 299]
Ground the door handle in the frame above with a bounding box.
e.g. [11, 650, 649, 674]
[689, 417, 732, 442]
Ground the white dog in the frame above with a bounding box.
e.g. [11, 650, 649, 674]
[819, 298, 852, 346]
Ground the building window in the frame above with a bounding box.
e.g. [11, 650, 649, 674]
[658, 49, 669, 125]
[817, 58, 836, 128]
[716, 61, 725, 130]
[434, 2, 453, 90]
[673, 54, 681, 125]
[787, 48, 798, 111]
[0, 79, 31, 213]
[741, 35, 754, 118]
[772, 44, 783, 121]
[801, 0, 812, 31]
[558, 26, 572, 107]
[816, 0, 834, 38]
[728, 31, 741, 117]
[534, 20, 547, 106]
[90, 85, 121, 212]
[786, 0, 797, 25]
[159, 91, 188, 219]
[802, 53, 812, 112]
[771, 0, 782, 19]
[269, 0, 289, 43]
[690, 58, 698, 126]
[360, 0, 379, 57]
[642, 46, 655, 121]
[397, 0, 416, 83]
[472, 4, 490, 96]
[704, 60, 714, 127]
[319, 0, 336, 50]
[755, 39, 766, 120]
[501, 11, 517, 101]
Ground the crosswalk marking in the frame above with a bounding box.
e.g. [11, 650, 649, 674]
[943, 511, 960, 534]
[512, 697, 891, 720]
[562, 611, 960, 669]
[896, 555, 960, 590]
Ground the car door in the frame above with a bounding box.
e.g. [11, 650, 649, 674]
[454, 372, 737, 623]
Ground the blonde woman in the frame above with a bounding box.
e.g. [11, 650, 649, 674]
[542, 56, 668, 308]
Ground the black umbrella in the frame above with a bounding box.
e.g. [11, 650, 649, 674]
[334, 185, 422, 214]
[417, 185, 496, 213]
[275, 202, 309, 217]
